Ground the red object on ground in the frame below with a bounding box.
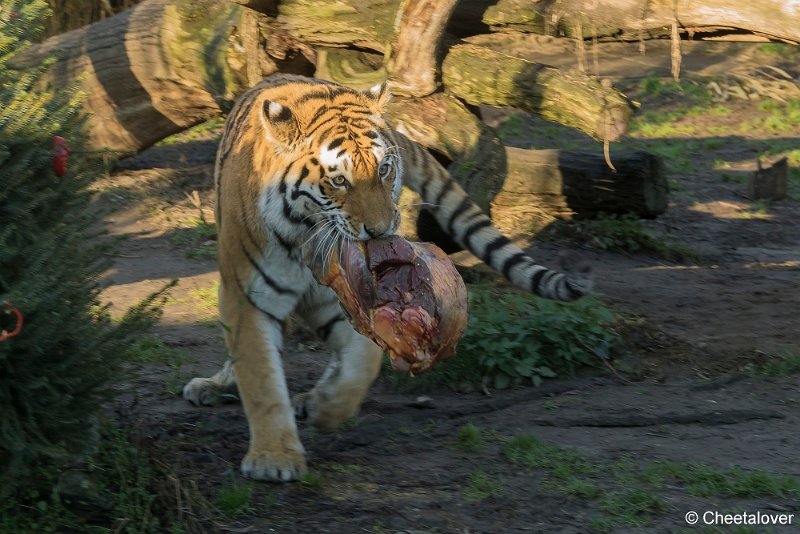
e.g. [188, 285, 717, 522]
[0, 301, 24, 342]
[52, 135, 69, 177]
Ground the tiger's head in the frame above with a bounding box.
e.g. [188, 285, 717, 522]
[257, 81, 402, 243]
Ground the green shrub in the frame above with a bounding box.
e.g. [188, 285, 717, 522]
[387, 284, 619, 391]
[0, 0, 162, 500]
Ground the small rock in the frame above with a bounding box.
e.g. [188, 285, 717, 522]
[406, 396, 435, 409]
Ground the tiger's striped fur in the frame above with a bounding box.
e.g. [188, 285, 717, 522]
[183, 74, 592, 482]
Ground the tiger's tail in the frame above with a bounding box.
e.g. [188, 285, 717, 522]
[387, 130, 593, 302]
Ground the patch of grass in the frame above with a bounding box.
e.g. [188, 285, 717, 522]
[123, 334, 192, 396]
[545, 213, 698, 262]
[497, 113, 525, 138]
[214, 478, 254, 518]
[502, 435, 594, 478]
[386, 285, 619, 392]
[750, 97, 800, 132]
[647, 139, 698, 174]
[187, 282, 220, 313]
[668, 178, 685, 193]
[557, 476, 600, 498]
[299, 471, 323, 491]
[1, 422, 197, 533]
[636, 77, 710, 103]
[758, 42, 800, 59]
[157, 117, 225, 146]
[499, 433, 800, 532]
[124, 334, 186, 365]
[720, 172, 747, 184]
[630, 114, 700, 138]
[597, 489, 665, 528]
[463, 469, 502, 502]
[644, 461, 800, 498]
[169, 218, 217, 246]
[703, 138, 723, 150]
[456, 424, 485, 453]
[169, 218, 217, 260]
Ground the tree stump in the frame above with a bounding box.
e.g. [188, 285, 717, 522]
[749, 157, 788, 201]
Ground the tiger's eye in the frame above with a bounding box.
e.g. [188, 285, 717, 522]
[378, 162, 392, 179]
[331, 175, 347, 187]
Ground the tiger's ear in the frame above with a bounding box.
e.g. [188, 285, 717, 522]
[260, 100, 300, 147]
[364, 81, 390, 111]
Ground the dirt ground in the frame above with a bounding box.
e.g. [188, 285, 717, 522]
[97, 43, 799, 533]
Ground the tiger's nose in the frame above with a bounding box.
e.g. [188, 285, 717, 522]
[363, 222, 390, 238]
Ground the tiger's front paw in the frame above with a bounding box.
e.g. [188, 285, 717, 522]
[241, 448, 307, 482]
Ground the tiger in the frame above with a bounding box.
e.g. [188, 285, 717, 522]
[182, 74, 592, 482]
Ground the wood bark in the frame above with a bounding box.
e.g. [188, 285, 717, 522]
[749, 157, 788, 201]
[483, 0, 800, 44]
[275, 0, 398, 53]
[385, 0, 459, 97]
[12, 0, 248, 152]
[491, 147, 667, 233]
[442, 43, 632, 142]
[384, 93, 507, 243]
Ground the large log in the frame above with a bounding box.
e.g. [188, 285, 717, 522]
[12, 0, 247, 152]
[276, 0, 397, 53]
[385, 93, 507, 244]
[442, 43, 632, 142]
[385, 0, 459, 97]
[491, 147, 667, 234]
[483, 0, 800, 44]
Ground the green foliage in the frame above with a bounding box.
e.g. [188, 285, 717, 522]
[502, 435, 594, 477]
[0, 0, 163, 500]
[0, 423, 185, 533]
[643, 461, 800, 498]
[498, 432, 800, 532]
[214, 478, 254, 518]
[124, 334, 185, 365]
[463, 469, 501, 502]
[546, 213, 698, 262]
[387, 285, 618, 392]
[456, 424, 485, 453]
[298, 471, 323, 491]
[168, 218, 217, 260]
[636, 76, 710, 103]
[744, 353, 800, 377]
[596, 489, 666, 529]
[156, 117, 224, 146]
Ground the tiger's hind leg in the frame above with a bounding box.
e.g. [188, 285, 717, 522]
[183, 359, 238, 407]
[293, 284, 383, 432]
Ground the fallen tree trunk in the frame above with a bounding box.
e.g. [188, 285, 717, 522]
[483, 0, 800, 44]
[442, 43, 632, 142]
[385, 93, 508, 242]
[385, 0, 459, 97]
[15, 0, 635, 151]
[276, 0, 633, 138]
[491, 147, 667, 234]
[12, 0, 246, 152]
